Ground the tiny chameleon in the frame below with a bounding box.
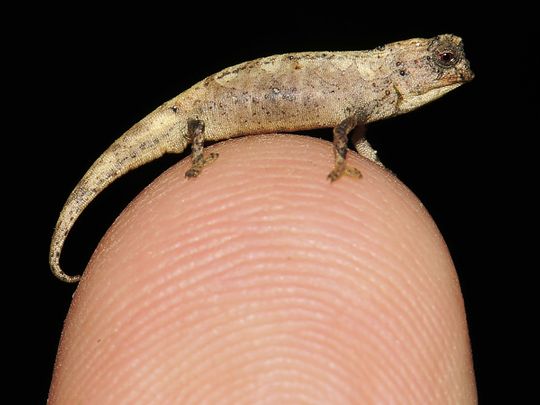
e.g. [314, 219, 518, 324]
[50, 34, 474, 283]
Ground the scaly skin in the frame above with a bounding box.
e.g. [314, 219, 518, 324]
[50, 34, 473, 282]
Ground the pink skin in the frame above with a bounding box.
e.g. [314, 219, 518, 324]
[49, 135, 477, 404]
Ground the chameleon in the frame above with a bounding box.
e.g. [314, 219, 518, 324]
[50, 34, 474, 283]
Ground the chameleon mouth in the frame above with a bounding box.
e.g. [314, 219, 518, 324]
[460, 68, 475, 82]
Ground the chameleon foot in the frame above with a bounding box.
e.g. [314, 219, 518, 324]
[327, 163, 362, 182]
[185, 152, 219, 178]
[344, 166, 362, 178]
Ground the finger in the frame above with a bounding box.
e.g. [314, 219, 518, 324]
[49, 134, 476, 404]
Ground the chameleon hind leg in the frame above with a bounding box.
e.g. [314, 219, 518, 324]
[185, 119, 219, 178]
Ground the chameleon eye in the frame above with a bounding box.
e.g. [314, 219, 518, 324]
[439, 51, 455, 64]
[428, 35, 464, 69]
[434, 48, 459, 68]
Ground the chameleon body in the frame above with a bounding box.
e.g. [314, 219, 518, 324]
[50, 34, 473, 282]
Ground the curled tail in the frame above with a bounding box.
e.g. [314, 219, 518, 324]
[50, 104, 188, 282]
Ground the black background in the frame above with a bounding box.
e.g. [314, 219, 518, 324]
[11, 6, 536, 403]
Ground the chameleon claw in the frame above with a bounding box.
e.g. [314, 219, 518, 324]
[327, 164, 345, 182]
[344, 166, 363, 179]
[185, 152, 220, 178]
[327, 164, 362, 182]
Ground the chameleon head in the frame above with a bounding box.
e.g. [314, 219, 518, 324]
[389, 34, 474, 114]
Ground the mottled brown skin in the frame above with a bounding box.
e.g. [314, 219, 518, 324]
[50, 34, 473, 282]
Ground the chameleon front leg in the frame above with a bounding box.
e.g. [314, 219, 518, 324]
[350, 125, 383, 167]
[327, 115, 364, 182]
[185, 119, 219, 178]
